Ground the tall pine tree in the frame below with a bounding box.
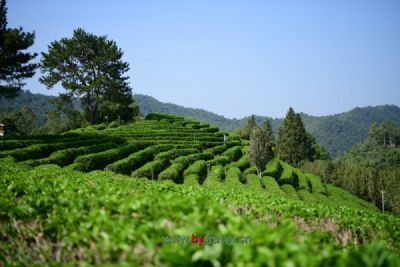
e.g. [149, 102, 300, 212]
[0, 0, 37, 98]
[40, 28, 138, 124]
[277, 107, 312, 166]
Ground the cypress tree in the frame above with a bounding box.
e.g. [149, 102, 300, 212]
[249, 126, 274, 178]
[277, 107, 312, 166]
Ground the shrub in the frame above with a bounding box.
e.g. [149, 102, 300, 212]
[295, 169, 310, 191]
[203, 165, 225, 187]
[154, 148, 199, 162]
[132, 159, 167, 179]
[263, 158, 282, 178]
[243, 166, 257, 177]
[205, 144, 227, 155]
[108, 120, 120, 128]
[75, 143, 147, 172]
[278, 161, 297, 186]
[221, 146, 242, 161]
[184, 160, 207, 180]
[261, 176, 285, 197]
[225, 154, 251, 171]
[307, 173, 326, 194]
[280, 184, 301, 201]
[199, 126, 219, 133]
[246, 174, 264, 191]
[158, 163, 186, 182]
[105, 144, 174, 175]
[22, 142, 116, 167]
[225, 167, 243, 187]
[183, 174, 201, 186]
[173, 151, 214, 166]
[209, 155, 231, 166]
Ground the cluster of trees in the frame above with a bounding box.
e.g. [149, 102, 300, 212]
[301, 122, 400, 214]
[0, 0, 139, 135]
[248, 107, 330, 177]
[369, 122, 400, 147]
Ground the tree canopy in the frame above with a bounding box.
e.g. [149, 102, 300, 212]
[40, 28, 138, 124]
[0, 0, 37, 98]
[277, 107, 313, 166]
[249, 126, 274, 178]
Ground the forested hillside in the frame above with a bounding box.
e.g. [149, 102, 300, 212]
[2, 91, 400, 157]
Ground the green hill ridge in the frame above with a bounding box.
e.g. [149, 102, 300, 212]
[2, 91, 400, 157]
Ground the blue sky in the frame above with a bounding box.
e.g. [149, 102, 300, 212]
[7, 0, 400, 119]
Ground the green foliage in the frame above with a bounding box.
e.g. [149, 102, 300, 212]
[154, 148, 199, 162]
[74, 142, 146, 172]
[295, 169, 310, 191]
[249, 126, 274, 177]
[40, 28, 135, 124]
[21, 142, 116, 167]
[221, 145, 242, 161]
[225, 167, 243, 187]
[184, 160, 207, 181]
[203, 165, 225, 187]
[226, 154, 251, 171]
[131, 159, 167, 179]
[278, 108, 313, 166]
[1, 113, 400, 266]
[281, 184, 301, 200]
[158, 162, 186, 182]
[307, 173, 326, 194]
[263, 158, 282, 178]
[0, 0, 37, 98]
[261, 176, 286, 197]
[105, 144, 174, 175]
[278, 160, 298, 186]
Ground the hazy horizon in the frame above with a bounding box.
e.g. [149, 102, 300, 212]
[7, 0, 400, 118]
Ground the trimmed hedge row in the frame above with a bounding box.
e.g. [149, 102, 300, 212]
[173, 151, 214, 166]
[225, 154, 251, 171]
[261, 176, 285, 197]
[74, 143, 148, 172]
[245, 174, 264, 191]
[21, 142, 117, 167]
[0, 138, 119, 161]
[105, 144, 174, 175]
[183, 160, 207, 181]
[263, 159, 282, 178]
[221, 146, 242, 161]
[225, 167, 244, 186]
[307, 174, 326, 194]
[243, 166, 257, 178]
[280, 184, 301, 201]
[278, 161, 297, 185]
[131, 159, 167, 179]
[158, 163, 186, 182]
[203, 165, 225, 187]
[199, 126, 219, 133]
[208, 155, 231, 166]
[205, 144, 228, 155]
[295, 169, 311, 191]
[145, 113, 184, 122]
[183, 174, 201, 186]
[154, 148, 199, 162]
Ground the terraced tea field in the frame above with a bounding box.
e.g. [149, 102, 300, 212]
[1, 113, 400, 266]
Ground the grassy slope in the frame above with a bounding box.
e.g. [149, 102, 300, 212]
[0, 114, 400, 266]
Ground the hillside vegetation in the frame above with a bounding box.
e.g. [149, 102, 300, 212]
[1, 113, 399, 266]
[2, 91, 400, 157]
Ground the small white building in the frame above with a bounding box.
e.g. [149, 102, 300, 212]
[0, 124, 5, 137]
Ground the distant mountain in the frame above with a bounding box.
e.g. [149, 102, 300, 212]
[134, 94, 400, 157]
[2, 91, 400, 158]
